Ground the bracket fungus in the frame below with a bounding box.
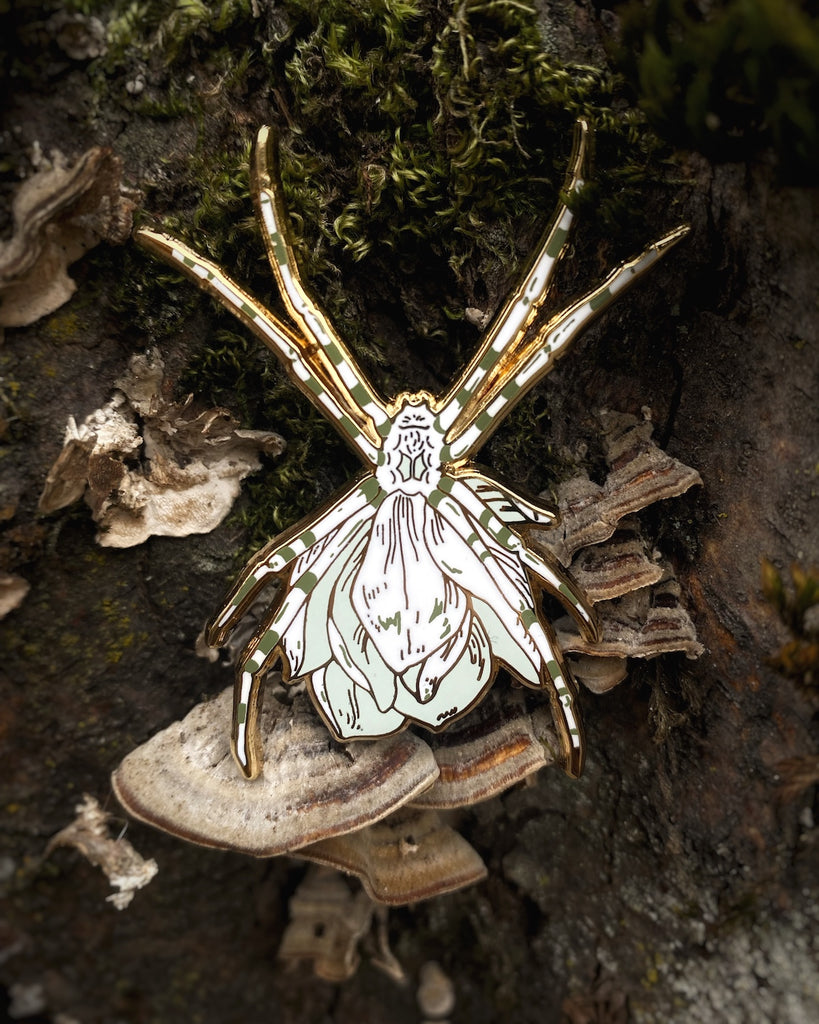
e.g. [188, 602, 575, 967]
[298, 807, 488, 906]
[409, 689, 558, 810]
[537, 409, 702, 567]
[39, 351, 284, 546]
[0, 147, 135, 328]
[277, 866, 375, 982]
[111, 686, 440, 858]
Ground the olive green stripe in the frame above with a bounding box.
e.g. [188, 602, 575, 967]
[545, 225, 568, 258]
[589, 286, 614, 311]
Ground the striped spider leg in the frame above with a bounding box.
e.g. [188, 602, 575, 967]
[136, 121, 688, 780]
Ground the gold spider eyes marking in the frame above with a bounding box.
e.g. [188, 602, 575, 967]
[136, 120, 688, 782]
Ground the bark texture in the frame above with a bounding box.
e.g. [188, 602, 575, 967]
[1, 2, 817, 1022]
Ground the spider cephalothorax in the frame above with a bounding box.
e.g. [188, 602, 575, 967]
[137, 121, 687, 781]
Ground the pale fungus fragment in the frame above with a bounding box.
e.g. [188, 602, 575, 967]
[0, 572, 30, 619]
[45, 794, 158, 910]
[111, 686, 440, 856]
[277, 866, 375, 982]
[410, 689, 558, 810]
[0, 147, 135, 328]
[47, 11, 107, 60]
[38, 351, 285, 546]
[297, 807, 488, 905]
[417, 960, 456, 1020]
[566, 654, 628, 695]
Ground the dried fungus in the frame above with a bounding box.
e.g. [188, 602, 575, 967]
[565, 519, 664, 603]
[46, 794, 158, 909]
[566, 654, 628, 695]
[39, 350, 284, 546]
[0, 572, 29, 619]
[410, 689, 557, 810]
[557, 571, 704, 662]
[277, 866, 375, 982]
[0, 147, 135, 328]
[417, 960, 456, 1019]
[538, 409, 702, 566]
[111, 685, 440, 857]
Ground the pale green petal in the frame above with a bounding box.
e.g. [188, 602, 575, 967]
[394, 617, 492, 729]
[311, 662, 405, 740]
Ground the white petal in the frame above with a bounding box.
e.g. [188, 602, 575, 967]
[283, 516, 371, 678]
[411, 612, 473, 704]
[427, 493, 544, 686]
[352, 492, 469, 672]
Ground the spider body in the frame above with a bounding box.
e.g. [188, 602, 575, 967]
[137, 121, 687, 781]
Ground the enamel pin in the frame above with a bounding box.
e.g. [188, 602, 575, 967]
[137, 121, 687, 780]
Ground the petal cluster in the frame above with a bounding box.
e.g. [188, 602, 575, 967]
[274, 487, 554, 741]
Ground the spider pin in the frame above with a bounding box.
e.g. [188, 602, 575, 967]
[137, 120, 688, 781]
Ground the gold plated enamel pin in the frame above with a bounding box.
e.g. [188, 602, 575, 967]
[137, 121, 688, 781]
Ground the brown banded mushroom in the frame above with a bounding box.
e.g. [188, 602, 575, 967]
[297, 807, 487, 906]
[111, 685, 440, 857]
[409, 689, 558, 810]
[537, 409, 702, 566]
[565, 519, 665, 603]
[557, 571, 704, 662]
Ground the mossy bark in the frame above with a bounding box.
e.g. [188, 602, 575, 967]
[1, 2, 817, 1022]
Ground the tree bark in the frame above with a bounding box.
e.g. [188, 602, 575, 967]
[1, 2, 817, 1023]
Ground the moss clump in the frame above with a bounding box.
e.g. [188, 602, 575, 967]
[614, 0, 819, 179]
[761, 558, 819, 690]
[278, 0, 660, 278]
[36, 0, 680, 547]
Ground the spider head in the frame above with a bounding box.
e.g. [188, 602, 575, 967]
[378, 392, 443, 494]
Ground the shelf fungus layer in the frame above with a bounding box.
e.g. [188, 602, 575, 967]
[297, 807, 488, 905]
[409, 688, 558, 810]
[111, 687, 440, 857]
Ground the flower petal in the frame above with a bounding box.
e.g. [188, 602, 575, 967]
[393, 616, 492, 730]
[282, 515, 371, 678]
[330, 546, 400, 713]
[310, 663, 406, 740]
[426, 489, 546, 684]
[352, 492, 469, 672]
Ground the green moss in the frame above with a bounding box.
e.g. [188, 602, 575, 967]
[277, 0, 660, 277]
[762, 558, 819, 690]
[614, 0, 819, 179]
[54, 0, 680, 555]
